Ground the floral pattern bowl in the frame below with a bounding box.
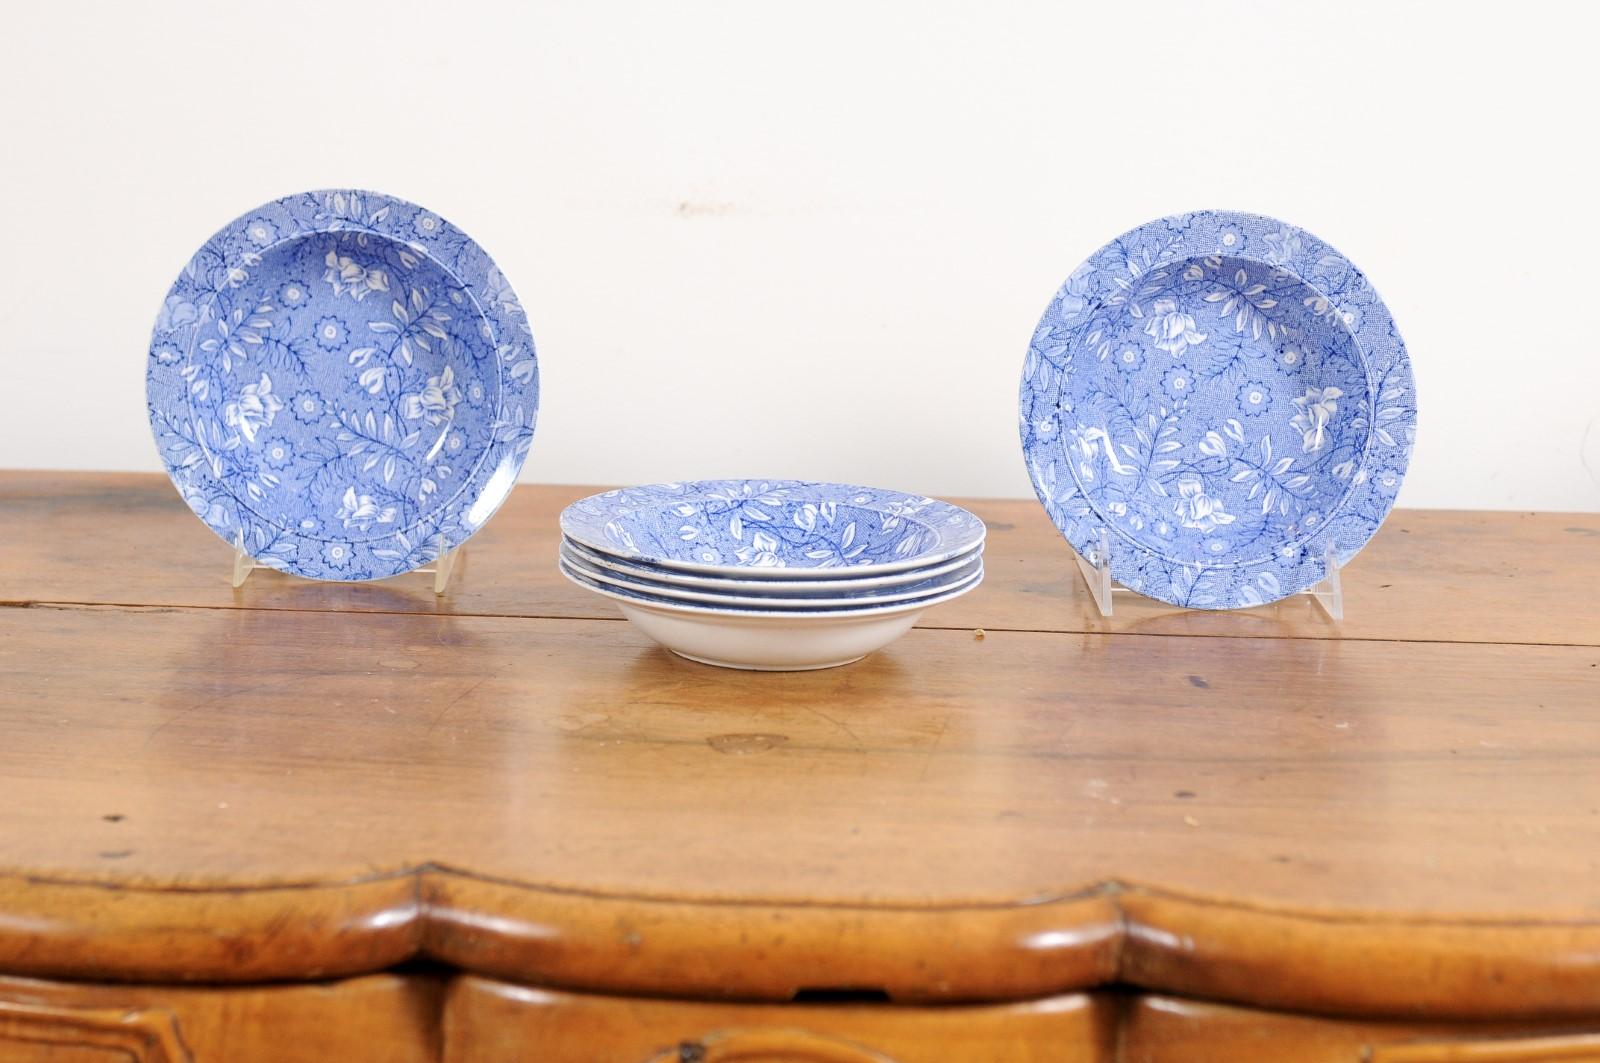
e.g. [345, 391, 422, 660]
[562, 536, 983, 595]
[147, 189, 538, 581]
[559, 480, 987, 668]
[559, 553, 983, 670]
[1019, 211, 1415, 608]
[560, 541, 983, 609]
[560, 480, 987, 578]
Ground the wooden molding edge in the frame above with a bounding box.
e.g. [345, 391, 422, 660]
[1369, 1032, 1600, 1061]
[4, 870, 1600, 1019]
[0, 874, 419, 982]
[1119, 891, 1600, 1021]
[0, 1000, 191, 1062]
[420, 873, 1121, 1003]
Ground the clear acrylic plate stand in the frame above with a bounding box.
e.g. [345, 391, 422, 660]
[1073, 529, 1343, 620]
[231, 532, 460, 596]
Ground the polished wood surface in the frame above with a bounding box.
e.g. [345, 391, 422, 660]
[442, 980, 1115, 1062]
[3, 603, 1599, 1012]
[1121, 996, 1600, 1061]
[1, 473, 1598, 1030]
[0, 974, 441, 1062]
[0, 1000, 186, 1062]
[3, 471, 1596, 646]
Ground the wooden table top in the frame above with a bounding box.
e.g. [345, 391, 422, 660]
[1, 472, 1598, 1020]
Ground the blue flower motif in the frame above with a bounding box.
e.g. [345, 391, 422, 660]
[290, 390, 322, 424]
[152, 346, 182, 365]
[263, 439, 295, 469]
[313, 316, 345, 351]
[222, 373, 283, 443]
[1055, 262, 1094, 323]
[1262, 226, 1304, 266]
[1217, 223, 1245, 250]
[412, 212, 444, 240]
[1236, 380, 1272, 416]
[323, 541, 354, 570]
[1145, 299, 1207, 358]
[1113, 347, 1145, 373]
[1161, 364, 1194, 401]
[279, 280, 309, 308]
[1276, 344, 1312, 374]
[465, 380, 487, 407]
[244, 218, 278, 246]
[1371, 466, 1403, 494]
[155, 294, 198, 334]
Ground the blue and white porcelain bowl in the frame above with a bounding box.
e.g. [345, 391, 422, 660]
[147, 189, 538, 581]
[559, 480, 987, 668]
[1019, 211, 1415, 609]
[560, 480, 987, 578]
[561, 536, 983, 596]
[561, 541, 982, 609]
[559, 554, 983, 670]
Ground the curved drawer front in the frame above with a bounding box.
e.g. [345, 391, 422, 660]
[442, 978, 1116, 1062]
[0, 1001, 187, 1062]
[0, 975, 439, 1063]
[1371, 1034, 1600, 1061]
[639, 1028, 896, 1063]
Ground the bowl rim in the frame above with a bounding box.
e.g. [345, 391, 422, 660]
[559, 479, 987, 578]
[561, 534, 984, 592]
[559, 554, 984, 619]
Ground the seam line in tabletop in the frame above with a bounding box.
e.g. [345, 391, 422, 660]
[5, 598, 1599, 650]
[9, 868, 1600, 931]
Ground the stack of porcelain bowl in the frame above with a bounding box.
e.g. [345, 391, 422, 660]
[559, 480, 986, 670]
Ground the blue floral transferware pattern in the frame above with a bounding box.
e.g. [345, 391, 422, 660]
[559, 555, 984, 617]
[560, 542, 982, 609]
[562, 535, 983, 595]
[147, 190, 538, 580]
[1019, 211, 1416, 608]
[560, 480, 988, 576]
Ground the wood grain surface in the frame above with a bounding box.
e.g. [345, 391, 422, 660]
[3, 473, 1599, 1023]
[442, 980, 1116, 1062]
[2, 471, 1596, 645]
[0, 973, 441, 1062]
[1121, 995, 1600, 1061]
[0, 587, 1597, 1014]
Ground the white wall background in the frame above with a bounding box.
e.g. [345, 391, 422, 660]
[3, 1, 1597, 510]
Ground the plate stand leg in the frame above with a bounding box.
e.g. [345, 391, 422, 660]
[231, 532, 255, 589]
[1073, 527, 1117, 617]
[1071, 532, 1345, 620]
[419, 534, 459, 597]
[1306, 540, 1344, 621]
[229, 532, 460, 596]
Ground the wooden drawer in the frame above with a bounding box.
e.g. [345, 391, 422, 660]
[444, 981, 1600, 1063]
[1122, 996, 1600, 1061]
[442, 978, 1116, 1061]
[0, 973, 440, 1062]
